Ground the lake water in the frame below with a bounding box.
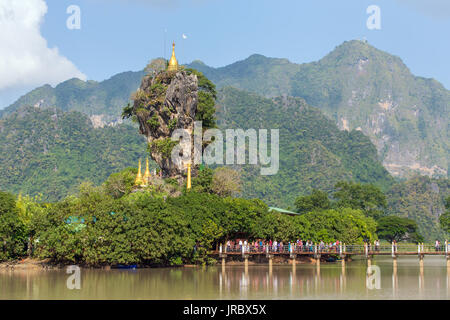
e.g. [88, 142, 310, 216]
[1, 256, 449, 299]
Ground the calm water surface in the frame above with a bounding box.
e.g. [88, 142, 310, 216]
[1, 257, 449, 299]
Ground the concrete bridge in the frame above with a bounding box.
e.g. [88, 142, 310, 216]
[211, 241, 450, 270]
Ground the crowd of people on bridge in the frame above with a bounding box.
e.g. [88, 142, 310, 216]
[224, 239, 342, 253]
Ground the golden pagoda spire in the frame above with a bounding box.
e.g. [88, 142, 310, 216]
[186, 163, 192, 190]
[135, 159, 144, 186]
[143, 157, 151, 186]
[167, 42, 178, 72]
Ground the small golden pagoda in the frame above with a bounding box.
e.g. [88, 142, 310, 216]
[142, 157, 151, 186]
[186, 163, 192, 190]
[135, 159, 144, 186]
[167, 42, 178, 72]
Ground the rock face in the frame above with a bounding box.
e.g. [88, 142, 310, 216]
[132, 70, 198, 177]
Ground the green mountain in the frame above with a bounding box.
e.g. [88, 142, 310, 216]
[0, 71, 145, 124]
[189, 41, 450, 179]
[386, 176, 449, 242]
[4, 41, 447, 179]
[216, 87, 394, 207]
[0, 106, 147, 201]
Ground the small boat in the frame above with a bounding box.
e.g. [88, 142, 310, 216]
[116, 264, 137, 269]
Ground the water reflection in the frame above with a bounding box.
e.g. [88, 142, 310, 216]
[0, 257, 448, 300]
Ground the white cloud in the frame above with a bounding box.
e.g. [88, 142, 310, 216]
[0, 0, 86, 92]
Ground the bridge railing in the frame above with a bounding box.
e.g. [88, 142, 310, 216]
[218, 242, 449, 255]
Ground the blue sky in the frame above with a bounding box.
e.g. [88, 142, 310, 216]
[1, 0, 449, 108]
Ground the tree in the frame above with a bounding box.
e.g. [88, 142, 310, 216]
[0, 191, 26, 260]
[185, 68, 217, 129]
[103, 168, 137, 199]
[211, 167, 241, 197]
[192, 167, 214, 193]
[295, 189, 331, 214]
[144, 58, 167, 76]
[376, 216, 423, 243]
[440, 196, 450, 233]
[333, 181, 387, 219]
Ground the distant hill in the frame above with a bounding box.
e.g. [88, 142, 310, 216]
[386, 176, 449, 242]
[189, 41, 449, 179]
[0, 70, 145, 125]
[0, 106, 147, 201]
[4, 41, 448, 179]
[216, 87, 394, 207]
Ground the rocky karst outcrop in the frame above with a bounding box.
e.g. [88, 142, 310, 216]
[130, 70, 199, 177]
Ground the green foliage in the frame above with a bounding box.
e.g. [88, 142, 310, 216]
[0, 191, 27, 260]
[211, 167, 241, 197]
[185, 68, 217, 129]
[386, 176, 449, 242]
[0, 178, 378, 264]
[376, 216, 423, 243]
[147, 114, 160, 131]
[191, 167, 214, 193]
[168, 118, 178, 131]
[439, 196, 450, 233]
[333, 181, 387, 219]
[217, 87, 394, 208]
[148, 138, 178, 159]
[103, 168, 137, 199]
[295, 189, 331, 214]
[144, 58, 167, 76]
[0, 106, 147, 202]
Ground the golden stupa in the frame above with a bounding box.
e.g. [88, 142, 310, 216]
[186, 163, 192, 190]
[135, 159, 144, 186]
[142, 157, 151, 186]
[167, 42, 178, 72]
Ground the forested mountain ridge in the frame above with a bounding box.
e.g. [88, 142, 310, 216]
[387, 176, 449, 242]
[0, 106, 147, 201]
[216, 87, 394, 207]
[189, 41, 449, 179]
[3, 41, 448, 179]
[0, 70, 145, 125]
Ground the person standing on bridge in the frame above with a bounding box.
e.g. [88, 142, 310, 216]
[435, 240, 440, 252]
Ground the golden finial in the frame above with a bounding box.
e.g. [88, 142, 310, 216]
[167, 41, 178, 72]
[187, 163, 192, 190]
[143, 157, 151, 186]
[135, 159, 144, 186]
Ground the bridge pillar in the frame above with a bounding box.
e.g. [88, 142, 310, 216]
[290, 253, 297, 264]
[244, 254, 249, 269]
[447, 255, 450, 271]
[445, 240, 448, 259]
[316, 254, 321, 266]
[268, 254, 273, 275]
[419, 254, 424, 271]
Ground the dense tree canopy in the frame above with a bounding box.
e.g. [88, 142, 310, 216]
[0, 191, 26, 260]
[440, 196, 450, 233]
[333, 181, 387, 219]
[376, 216, 423, 243]
[295, 189, 331, 214]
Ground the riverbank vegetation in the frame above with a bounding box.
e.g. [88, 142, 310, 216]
[0, 167, 382, 267]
